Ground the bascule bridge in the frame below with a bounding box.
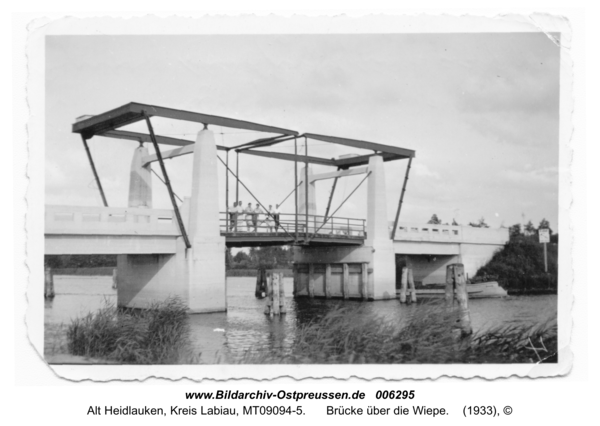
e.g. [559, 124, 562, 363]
[45, 103, 508, 312]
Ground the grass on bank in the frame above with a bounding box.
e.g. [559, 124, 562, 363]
[66, 297, 195, 364]
[65, 298, 557, 365]
[240, 301, 557, 364]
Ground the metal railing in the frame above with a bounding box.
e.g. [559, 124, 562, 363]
[220, 211, 366, 239]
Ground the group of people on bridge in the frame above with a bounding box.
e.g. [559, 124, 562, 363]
[228, 201, 281, 233]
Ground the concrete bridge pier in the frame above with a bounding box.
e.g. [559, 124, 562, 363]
[293, 155, 397, 300]
[186, 129, 227, 313]
[364, 155, 396, 299]
[117, 129, 227, 313]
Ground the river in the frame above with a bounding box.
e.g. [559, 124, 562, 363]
[44, 275, 557, 363]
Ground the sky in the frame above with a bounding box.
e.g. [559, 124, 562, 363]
[45, 33, 560, 231]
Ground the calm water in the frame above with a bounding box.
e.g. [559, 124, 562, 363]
[45, 276, 557, 363]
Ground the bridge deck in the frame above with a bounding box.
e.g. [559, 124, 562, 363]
[222, 231, 364, 248]
[45, 205, 365, 255]
[44, 206, 507, 256]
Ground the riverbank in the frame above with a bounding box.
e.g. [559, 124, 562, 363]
[507, 288, 557, 296]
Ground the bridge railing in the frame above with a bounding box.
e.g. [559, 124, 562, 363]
[220, 212, 366, 238]
[391, 222, 462, 241]
[45, 205, 180, 236]
[391, 222, 510, 245]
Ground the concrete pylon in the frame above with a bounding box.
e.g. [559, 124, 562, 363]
[366, 155, 396, 299]
[128, 145, 152, 208]
[187, 129, 227, 313]
[297, 166, 317, 215]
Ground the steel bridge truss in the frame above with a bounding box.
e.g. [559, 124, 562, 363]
[72, 102, 416, 247]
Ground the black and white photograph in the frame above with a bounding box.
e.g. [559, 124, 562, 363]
[36, 19, 570, 376]
[10, 6, 598, 424]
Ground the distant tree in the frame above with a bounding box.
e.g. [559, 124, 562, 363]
[427, 214, 442, 225]
[233, 251, 251, 264]
[509, 223, 522, 239]
[44, 254, 117, 269]
[469, 217, 490, 228]
[524, 220, 536, 236]
[451, 218, 459, 226]
[538, 218, 553, 235]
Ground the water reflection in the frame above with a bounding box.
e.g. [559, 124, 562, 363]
[44, 276, 557, 364]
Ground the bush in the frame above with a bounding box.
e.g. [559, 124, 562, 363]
[66, 297, 194, 364]
[474, 236, 558, 291]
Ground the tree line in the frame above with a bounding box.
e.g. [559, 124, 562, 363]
[427, 213, 557, 240]
[226, 246, 293, 270]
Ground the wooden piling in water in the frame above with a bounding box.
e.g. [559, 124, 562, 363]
[445, 264, 454, 306]
[255, 268, 267, 298]
[453, 263, 472, 336]
[264, 272, 272, 315]
[292, 264, 298, 297]
[264, 271, 286, 315]
[399, 267, 408, 303]
[272, 272, 280, 315]
[277, 272, 286, 314]
[44, 267, 55, 300]
[408, 268, 417, 303]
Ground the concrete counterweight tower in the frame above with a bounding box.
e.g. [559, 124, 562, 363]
[117, 129, 227, 313]
[186, 129, 227, 312]
[364, 155, 396, 299]
[297, 166, 317, 217]
[128, 144, 152, 208]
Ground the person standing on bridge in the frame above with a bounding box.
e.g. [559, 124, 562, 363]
[229, 201, 238, 232]
[273, 204, 281, 232]
[265, 205, 275, 233]
[245, 203, 254, 232]
[236, 201, 245, 232]
[253, 203, 262, 232]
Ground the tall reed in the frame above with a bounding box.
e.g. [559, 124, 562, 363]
[240, 301, 557, 364]
[66, 297, 194, 364]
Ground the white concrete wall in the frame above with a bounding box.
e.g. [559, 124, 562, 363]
[459, 243, 503, 279]
[403, 254, 459, 285]
[117, 238, 188, 308]
[393, 224, 508, 284]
